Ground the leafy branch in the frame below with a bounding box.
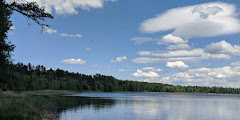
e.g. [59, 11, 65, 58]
[3, 0, 53, 28]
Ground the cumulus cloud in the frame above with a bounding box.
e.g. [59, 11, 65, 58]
[20, 0, 117, 15]
[44, 27, 57, 34]
[130, 35, 188, 45]
[166, 61, 189, 69]
[159, 65, 240, 88]
[59, 33, 82, 38]
[158, 34, 188, 44]
[111, 56, 127, 63]
[130, 37, 160, 44]
[166, 44, 192, 50]
[132, 69, 159, 78]
[204, 40, 240, 56]
[131, 34, 188, 45]
[61, 58, 86, 64]
[140, 2, 240, 38]
[134, 40, 240, 63]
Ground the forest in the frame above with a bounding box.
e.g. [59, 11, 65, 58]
[0, 1, 240, 94]
[1, 62, 239, 94]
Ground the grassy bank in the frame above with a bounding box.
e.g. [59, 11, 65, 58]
[0, 90, 76, 120]
[0, 90, 117, 120]
[0, 91, 42, 120]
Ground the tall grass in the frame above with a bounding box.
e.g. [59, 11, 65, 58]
[0, 92, 42, 120]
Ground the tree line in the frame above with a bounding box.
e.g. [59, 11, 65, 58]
[1, 1, 240, 94]
[1, 62, 239, 94]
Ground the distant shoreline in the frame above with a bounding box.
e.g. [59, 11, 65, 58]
[3, 89, 237, 96]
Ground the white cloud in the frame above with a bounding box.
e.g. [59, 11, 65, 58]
[141, 67, 156, 70]
[23, 0, 117, 15]
[159, 34, 188, 44]
[192, 5, 223, 19]
[133, 53, 231, 64]
[141, 67, 162, 72]
[43, 27, 83, 37]
[140, 2, 240, 38]
[85, 48, 92, 51]
[131, 35, 188, 45]
[166, 44, 192, 50]
[118, 69, 134, 72]
[118, 69, 126, 72]
[133, 69, 159, 78]
[10, 26, 15, 30]
[132, 57, 162, 63]
[166, 61, 189, 69]
[204, 40, 240, 56]
[130, 37, 160, 44]
[159, 65, 240, 88]
[46, 68, 55, 71]
[153, 68, 163, 72]
[59, 33, 82, 38]
[132, 56, 206, 63]
[111, 56, 127, 63]
[200, 53, 230, 60]
[61, 58, 86, 64]
[44, 27, 57, 34]
[134, 40, 240, 63]
[138, 49, 204, 57]
[91, 64, 99, 67]
[161, 57, 200, 63]
[231, 61, 240, 67]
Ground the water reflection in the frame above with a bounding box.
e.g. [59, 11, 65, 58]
[34, 93, 240, 120]
[29, 95, 116, 120]
[119, 94, 240, 120]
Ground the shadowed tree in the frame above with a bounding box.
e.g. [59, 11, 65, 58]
[0, 0, 53, 90]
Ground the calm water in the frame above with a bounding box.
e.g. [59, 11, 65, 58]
[44, 92, 240, 120]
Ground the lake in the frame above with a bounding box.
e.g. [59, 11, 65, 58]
[42, 92, 240, 120]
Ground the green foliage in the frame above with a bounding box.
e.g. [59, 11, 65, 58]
[0, 96, 42, 120]
[0, 0, 53, 90]
[0, 0, 15, 90]
[2, 62, 240, 94]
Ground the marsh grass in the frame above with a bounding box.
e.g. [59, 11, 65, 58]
[0, 95, 42, 120]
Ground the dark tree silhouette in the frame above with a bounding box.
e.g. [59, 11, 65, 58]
[0, 0, 53, 90]
[2, 0, 53, 28]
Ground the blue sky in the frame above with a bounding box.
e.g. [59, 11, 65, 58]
[8, 0, 240, 88]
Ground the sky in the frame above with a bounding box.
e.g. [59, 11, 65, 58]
[7, 0, 240, 88]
